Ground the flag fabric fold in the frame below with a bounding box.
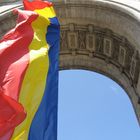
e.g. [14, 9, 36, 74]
[0, 0, 60, 140]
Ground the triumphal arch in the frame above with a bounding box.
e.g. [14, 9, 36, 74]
[0, 0, 140, 124]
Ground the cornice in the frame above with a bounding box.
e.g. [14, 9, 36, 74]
[54, 2, 140, 28]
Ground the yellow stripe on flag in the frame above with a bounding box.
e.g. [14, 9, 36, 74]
[12, 7, 56, 140]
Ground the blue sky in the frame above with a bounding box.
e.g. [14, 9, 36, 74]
[58, 70, 140, 140]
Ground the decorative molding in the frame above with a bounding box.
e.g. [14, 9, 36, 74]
[130, 57, 136, 79]
[60, 24, 140, 86]
[118, 45, 126, 66]
[86, 33, 96, 52]
[67, 32, 78, 50]
[103, 38, 112, 57]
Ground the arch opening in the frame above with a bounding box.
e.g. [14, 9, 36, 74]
[58, 70, 140, 140]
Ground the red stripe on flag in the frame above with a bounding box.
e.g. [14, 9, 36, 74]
[0, 92, 26, 137]
[23, 0, 52, 11]
[0, 10, 38, 139]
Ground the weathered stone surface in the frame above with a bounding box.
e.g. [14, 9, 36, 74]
[0, 0, 140, 124]
[0, 0, 19, 5]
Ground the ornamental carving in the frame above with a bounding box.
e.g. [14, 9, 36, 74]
[86, 33, 96, 52]
[103, 38, 112, 57]
[68, 32, 78, 50]
[60, 31, 68, 51]
[60, 24, 140, 86]
[118, 45, 126, 66]
[79, 31, 86, 50]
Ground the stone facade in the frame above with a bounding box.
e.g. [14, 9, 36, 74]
[0, 0, 140, 124]
[0, 0, 19, 5]
[60, 24, 140, 85]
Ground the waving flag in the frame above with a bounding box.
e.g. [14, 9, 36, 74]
[0, 0, 60, 140]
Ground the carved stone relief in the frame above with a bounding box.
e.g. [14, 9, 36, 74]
[86, 33, 96, 52]
[60, 23, 140, 87]
[60, 31, 68, 51]
[118, 45, 126, 66]
[79, 31, 86, 50]
[68, 32, 78, 50]
[103, 38, 112, 57]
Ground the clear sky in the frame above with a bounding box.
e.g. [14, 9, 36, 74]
[58, 70, 140, 140]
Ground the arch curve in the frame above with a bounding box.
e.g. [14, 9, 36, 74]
[0, 0, 140, 124]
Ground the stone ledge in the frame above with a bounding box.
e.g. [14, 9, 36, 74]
[0, 1, 22, 14]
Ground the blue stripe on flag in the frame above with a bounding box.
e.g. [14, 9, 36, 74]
[28, 17, 60, 140]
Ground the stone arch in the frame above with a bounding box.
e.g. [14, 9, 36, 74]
[0, 0, 140, 124]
